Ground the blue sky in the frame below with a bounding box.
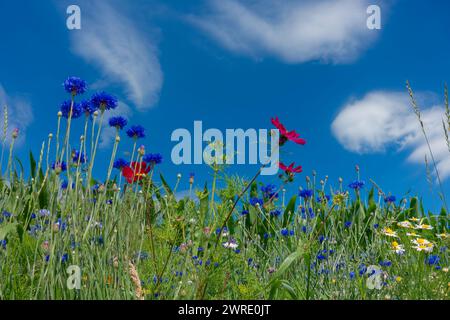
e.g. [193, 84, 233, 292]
[0, 0, 449, 212]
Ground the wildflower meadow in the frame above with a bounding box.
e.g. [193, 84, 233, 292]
[0, 77, 448, 301]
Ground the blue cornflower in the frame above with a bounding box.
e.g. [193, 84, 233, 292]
[126, 125, 146, 139]
[61, 253, 69, 263]
[90, 92, 118, 111]
[2, 211, 12, 218]
[317, 254, 327, 261]
[109, 116, 127, 130]
[72, 149, 87, 164]
[373, 223, 379, 229]
[318, 235, 326, 243]
[349, 272, 356, 279]
[80, 100, 97, 115]
[358, 264, 367, 276]
[63, 77, 87, 95]
[264, 233, 271, 239]
[425, 255, 440, 266]
[384, 195, 396, 203]
[317, 195, 330, 203]
[250, 197, 263, 207]
[289, 230, 295, 236]
[261, 184, 278, 199]
[379, 260, 392, 267]
[143, 153, 163, 165]
[241, 210, 249, 216]
[270, 209, 281, 217]
[280, 228, 289, 237]
[61, 180, 69, 190]
[113, 158, 129, 170]
[215, 226, 228, 235]
[349, 180, 365, 190]
[344, 221, 352, 228]
[135, 251, 149, 260]
[30, 213, 36, 219]
[235, 249, 241, 254]
[301, 207, 315, 219]
[39, 209, 51, 217]
[60, 100, 82, 119]
[51, 161, 67, 172]
[56, 218, 67, 232]
[299, 189, 313, 199]
[0, 239, 6, 249]
[301, 226, 307, 233]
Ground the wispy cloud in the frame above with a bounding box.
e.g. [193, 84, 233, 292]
[70, 1, 163, 111]
[189, 0, 379, 63]
[332, 91, 450, 180]
[0, 85, 33, 147]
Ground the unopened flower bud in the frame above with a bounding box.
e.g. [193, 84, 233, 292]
[57, 111, 62, 117]
[12, 128, 19, 139]
[138, 145, 145, 156]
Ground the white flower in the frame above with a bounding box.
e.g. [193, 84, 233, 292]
[406, 232, 419, 237]
[391, 241, 405, 255]
[397, 220, 413, 228]
[382, 227, 398, 238]
[412, 238, 434, 252]
[223, 241, 238, 249]
[415, 223, 433, 230]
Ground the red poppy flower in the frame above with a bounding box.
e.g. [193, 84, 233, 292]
[122, 161, 151, 183]
[279, 162, 303, 174]
[271, 117, 306, 146]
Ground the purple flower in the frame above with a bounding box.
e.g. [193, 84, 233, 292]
[63, 77, 87, 95]
[349, 180, 365, 191]
[299, 189, 313, 199]
[143, 153, 163, 165]
[109, 116, 127, 130]
[250, 197, 263, 207]
[126, 125, 146, 139]
[90, 92, 118, 111]
[60, 100, 82, 119]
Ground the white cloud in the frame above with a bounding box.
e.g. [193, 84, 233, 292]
[190, 0, 379, 63]
[0, 85, 34, 147]
[332, 91, 450, 180]
[70, 1, 163, 111]
[99, 101, 133, 149]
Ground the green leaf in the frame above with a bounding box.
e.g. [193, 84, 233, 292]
[282, 195, 297, 228]
[0, 222, 18, 240]
[270, 247, 304, 283]
[159, 173, 173, 195]
[29, 151, 36, 180]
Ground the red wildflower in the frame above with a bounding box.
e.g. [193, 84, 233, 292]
[271, 117, 306, 146]
[122, 161, 151, 183]
[279, 162, 303, 174]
